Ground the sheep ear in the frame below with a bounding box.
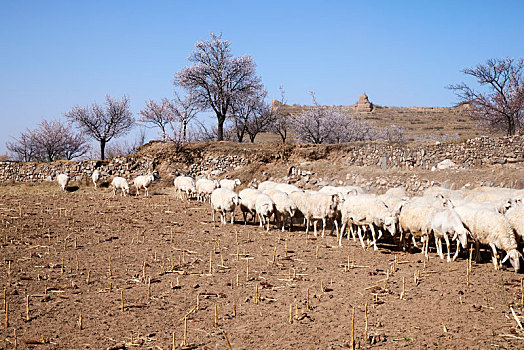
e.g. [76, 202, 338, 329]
[501, 253, 510, 264]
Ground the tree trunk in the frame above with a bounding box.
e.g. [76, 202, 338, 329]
[183, 122, 187, 141]
[100, 140, 106, 160]
[507, 115, 515, 136]
[217, 115, 225, 141]
[279, 130, 287, 143]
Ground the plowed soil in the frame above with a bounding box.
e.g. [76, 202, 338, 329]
[1, 183, 523, 349]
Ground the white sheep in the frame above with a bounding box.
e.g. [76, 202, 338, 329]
[385, 187, 407, 198]
[319, 186, 359, 201]
[302, 192, 339, 238]
[210, 188, 240, 225]
[263, 189, 297, 231]
[219, 178, 241, 191]
[425, 206, 469, 262]
[56, 174, 69, 192]
[111, 177, 130, 197]
[454, 205, 521, 272]
[196, 178, 220, 202]
[257, 180, 278, 192]
[174, 176, 196, 200]
[339, 195, 398, 250]
[464, 187, 523, 203]
[133, 173, 155, 196]
[450, 198, 513, 214]
[505, 205, 524, 241]
[377, 194, 407, 215]
[92, 169, 101, 189]
[398, 202, 435, 256]
[273, 183, 301, 196]
[239, 188, 261, 224]
[288, 191, 309, 222]
[423, 186, 465, 200]
[255, 193, 275, 231]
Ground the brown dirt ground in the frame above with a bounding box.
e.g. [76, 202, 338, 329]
[1, 182, 524, 350]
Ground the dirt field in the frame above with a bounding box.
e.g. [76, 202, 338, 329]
[1, 183, 524, 349]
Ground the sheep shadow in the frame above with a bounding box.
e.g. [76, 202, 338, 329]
[65, 186, 80, 192]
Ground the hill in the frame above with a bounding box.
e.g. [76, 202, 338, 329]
[271, 93, 488, 142]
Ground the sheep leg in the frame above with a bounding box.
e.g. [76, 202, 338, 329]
[436, 236, 444, 260]
[357, 226, 366, 249]
[258, 213, 263, 227]
[321, 218, 326, 238]
[489, 243, 499, 270]
[243, 210, 248, 225]
[339, 222, 346, 246]
[349, 224, 354, 241]
[314, 220, 318, 237]
[230, 211, 234, 224]
[305, 217, 310, 236]
[444, 234, 451, 263]
[266, 217, 270, 231]
[212, 209, 216, 223]
[369, 224, 378, 251]
[475, 241, 481, 263]
[452, 240, 461, 261]
[411, 235, 419, 248]
[136, 187, 139, 196]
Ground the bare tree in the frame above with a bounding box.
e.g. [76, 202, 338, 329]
[172, 91, 201, 141]
[174, 33, 263, 141]
[448, 57, 523, 136]
[64, 95, 135, 160]
[229, 89, 273, 142]
[245, 102, 273, 143]
[6, 129, 39, 161]
[33, 120, 89, 161]
[6, 119, 89, 161]
[291, 92, 338, 144]
[138, 98, 176, 141]
[270, 86, 291, 143]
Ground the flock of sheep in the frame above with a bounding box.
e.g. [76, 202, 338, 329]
[55, 171, 524, 273]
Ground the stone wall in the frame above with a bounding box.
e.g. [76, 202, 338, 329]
[0, 135, 523, 183]
[336, 135, 524, 170]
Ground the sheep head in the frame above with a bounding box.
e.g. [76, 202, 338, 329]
[501, 249, 522, 273]
[383, 216, 397, 236]
[455, 227, 468, 249]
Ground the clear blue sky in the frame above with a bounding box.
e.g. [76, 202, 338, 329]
[1, 0, 523, 154]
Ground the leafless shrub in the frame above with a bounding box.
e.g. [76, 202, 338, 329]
[416, 132, 459, 143]
[105, 128, 147, 159]
[192, 119, 236, 142]
[378, 124, 405, 142]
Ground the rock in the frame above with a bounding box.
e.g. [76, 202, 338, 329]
[436, 159, 457, 170]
